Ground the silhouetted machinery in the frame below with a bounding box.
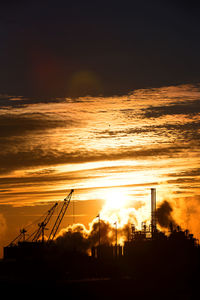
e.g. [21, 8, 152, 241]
[4, 189, 74, 259]
[47, 189, 74, 242]
[28, 202, 58, 243]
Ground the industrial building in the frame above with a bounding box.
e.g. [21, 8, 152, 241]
[1, 186, 199, 295]
[3, 188, 199, 263]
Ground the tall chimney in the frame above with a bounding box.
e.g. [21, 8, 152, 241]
[151, 188, 156, 234]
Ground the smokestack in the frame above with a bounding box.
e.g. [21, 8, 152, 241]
[151, 188, 156, 234]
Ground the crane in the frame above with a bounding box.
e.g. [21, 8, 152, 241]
[29, 202, 58, 243]
[8, 201, 58, 246]
[47, 189, 74, 242]
[6, 190, 73, 248]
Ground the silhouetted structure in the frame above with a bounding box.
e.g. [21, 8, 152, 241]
[1, 188, 200, 300]
[3, 190, 74, 260]
[91, 244, 122, 260]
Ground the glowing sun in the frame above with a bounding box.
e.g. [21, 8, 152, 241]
[103, 189, 130, 211]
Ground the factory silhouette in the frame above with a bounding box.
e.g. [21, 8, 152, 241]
[1, 188, 199, 298]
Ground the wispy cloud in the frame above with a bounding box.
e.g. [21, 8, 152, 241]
[0, 144, 189, 175]
[143, 99, 200, 118]
[0, 112, 76, 137]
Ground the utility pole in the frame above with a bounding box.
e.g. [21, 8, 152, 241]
[98, 214, 100, 248]
[114, 221, 117, 257]
[97, 214, 100, 258]
[115, 221, 117, 246]
[73, 198, 75, 224]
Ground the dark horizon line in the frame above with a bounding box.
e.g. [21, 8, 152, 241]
[1, 78, 200, 99]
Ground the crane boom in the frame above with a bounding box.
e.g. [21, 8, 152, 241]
[47, 189, 74, 242]
[31, 202, 58, 242]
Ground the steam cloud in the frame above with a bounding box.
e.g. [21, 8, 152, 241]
[55, 200, 183, 254]
[55, 219, 129, 254]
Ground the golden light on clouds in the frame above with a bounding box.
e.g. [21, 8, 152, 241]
[0, 83, 200, 255]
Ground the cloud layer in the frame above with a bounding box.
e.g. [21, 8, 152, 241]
[0, 83, 200, 251]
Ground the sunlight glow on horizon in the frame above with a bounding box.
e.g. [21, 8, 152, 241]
[1, 84, 200, 250]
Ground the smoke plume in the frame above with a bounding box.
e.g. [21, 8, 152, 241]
[156, 200, 177, 229]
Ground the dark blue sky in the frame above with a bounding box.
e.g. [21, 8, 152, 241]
[1, 0, 200, 96]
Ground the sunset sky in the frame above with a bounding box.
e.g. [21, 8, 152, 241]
[0, 1, 200, 257]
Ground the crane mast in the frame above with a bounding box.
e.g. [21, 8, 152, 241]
[47, 189, 74, 242]
[8, 228, 27, 246]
